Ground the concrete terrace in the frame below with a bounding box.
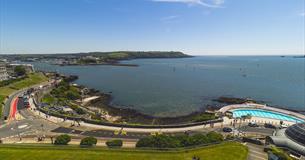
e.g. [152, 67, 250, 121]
[219, 103, 305, 126]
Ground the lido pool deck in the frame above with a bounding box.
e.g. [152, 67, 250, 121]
[232, 108, 304, 123]
[219, 103, 305, 125]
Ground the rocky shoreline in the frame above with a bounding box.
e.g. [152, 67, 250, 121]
[60, 75, 216, 125]
[212, 97, 261, 105]
[84, 90, 216, 125]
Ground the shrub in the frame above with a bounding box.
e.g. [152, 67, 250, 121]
[206, 131, 224, 142]
[136, 137, 153, 148]
[80, 137, 97, 146]
[270, 147, 293, 160]
[192, 113, 216, 122]
[136, 134, 184, 148]
[106, 139, 123, 148]
[225, 134, 235, 140]
[66, 90, 80, 100]
[54, 134, 71, 145]
[136, 135, 180, 148]
[136, 131, 224, 149]
[75, 107, 86, 115]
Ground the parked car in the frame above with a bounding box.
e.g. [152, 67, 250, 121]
[248, 122, 259, 127]
[23, 99, 30, 108]
[242, 137, 263, 145]
[264, 123, 276, 129]
[279, 124, 288, 129]
[223, 127, 233, 132]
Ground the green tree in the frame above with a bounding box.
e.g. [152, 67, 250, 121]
[66, 90, 80, 100]
[14, 66, 26, 76]
[80, 137, 97, 146]
[106, 139, 123, 148]
[54, 134, 71, 145]
[136, 135, 180, 148]
[136, 132, 224, 149]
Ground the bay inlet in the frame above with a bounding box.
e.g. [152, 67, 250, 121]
[32, 56, 305, 117]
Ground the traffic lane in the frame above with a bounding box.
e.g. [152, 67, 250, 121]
[3, 92, 20, 120]
[17, 97, 27, 110]
[239, 126, 274, 135]
[0, 118, 58, 139]
[18, 108, 59, 131]
[0, 120, 31, 138]
[9, 98, 19, 120]
[213, 125, 275, 136]
[2, 82, 50, 120]
[2, 90, 27, 120]
[246, 143, 268, 160]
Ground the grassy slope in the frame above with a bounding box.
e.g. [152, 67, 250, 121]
[0, 142, 248, 160]
[0, 73, 48, 117]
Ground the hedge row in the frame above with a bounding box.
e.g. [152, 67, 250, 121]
[136, 131, 224, 148]
[54, 135, 122, 148]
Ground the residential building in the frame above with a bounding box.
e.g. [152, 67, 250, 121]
[0, 62, 9, 81]
[6, 64, 35, 77]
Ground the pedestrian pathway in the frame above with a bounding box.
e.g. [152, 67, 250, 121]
[246, 143, 268, 160]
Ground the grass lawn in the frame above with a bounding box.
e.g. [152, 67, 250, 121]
[0, 73, 47, 97]
[6, 73, 48, 91]
[0, 72, 48, 117]
[0, 142, 248, 160]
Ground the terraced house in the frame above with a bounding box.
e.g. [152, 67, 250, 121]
[0, 62, 9, 81]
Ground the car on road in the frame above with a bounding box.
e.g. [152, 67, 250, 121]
[248, 122, 259, 127]
[23, 99, 30, 108]
[279, 124, 288, 129]
[264, 123, 276, 129]
[223, 127, 233, 133]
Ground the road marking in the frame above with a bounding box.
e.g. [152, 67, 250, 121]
[8, 98, 19, 121]
[18, 124, 28, 129]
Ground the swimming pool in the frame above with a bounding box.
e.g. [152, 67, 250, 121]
[231, 109, 304, 123]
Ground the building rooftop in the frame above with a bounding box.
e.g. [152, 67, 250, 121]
[267, 123, 305, 156]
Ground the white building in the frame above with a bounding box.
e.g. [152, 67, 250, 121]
[6, 63, 35, 76]
[0, 62, 9, 81]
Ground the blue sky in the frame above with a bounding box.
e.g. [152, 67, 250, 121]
[0, 0, 304, 55]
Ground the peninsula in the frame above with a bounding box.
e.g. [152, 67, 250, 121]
[0, 51, 192, 66]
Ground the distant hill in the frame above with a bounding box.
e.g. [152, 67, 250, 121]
[87, 51, 191, 60]
[0, 51, 192, 66]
